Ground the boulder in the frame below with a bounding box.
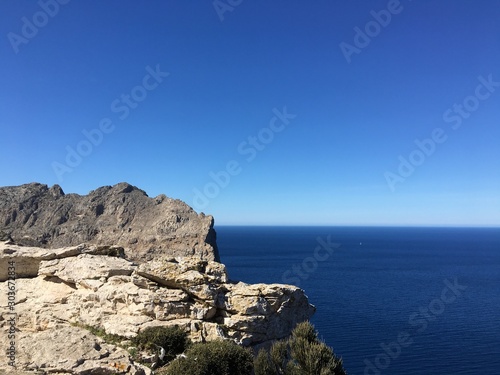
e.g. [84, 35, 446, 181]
[39, 254, 136, 284]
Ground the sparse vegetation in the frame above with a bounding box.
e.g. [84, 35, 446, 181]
[72, 322, 126, 346]
[162, 339, 254, 375]
[131, 325, 191, 363]
[73, 322, 191, 370]
[254, 321, 347, 375]
[73, 321, 346, 374]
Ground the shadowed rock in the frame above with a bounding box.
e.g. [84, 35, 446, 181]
[0, 182, 219, 262]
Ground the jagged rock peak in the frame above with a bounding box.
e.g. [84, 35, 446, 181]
[0, 182, 219, 262]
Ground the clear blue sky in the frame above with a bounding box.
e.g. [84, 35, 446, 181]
[1, 1, 499, 226]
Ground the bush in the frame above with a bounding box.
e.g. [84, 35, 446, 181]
[131, 325, 190, 362]
[163, 340, 253, 375]
[72, 323, 125, 346]
[255, 341, 290, 375]
[254, 321, 347, 375]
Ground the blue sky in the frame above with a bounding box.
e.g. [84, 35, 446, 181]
[1, 1, 499, 226]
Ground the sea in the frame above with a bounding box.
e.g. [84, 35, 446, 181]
[216, 226, 500, 375]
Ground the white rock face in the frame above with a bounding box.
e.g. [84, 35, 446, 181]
[0, 242, 315, 374]
[13, 326, 150, 375]
[0, 243, 126, 282]
[39, 253, 136, 283]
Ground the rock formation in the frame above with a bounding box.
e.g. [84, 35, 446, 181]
[0, 242, 315, 374]
[0, 183, 316, 374]
[0, 182, 218, 262]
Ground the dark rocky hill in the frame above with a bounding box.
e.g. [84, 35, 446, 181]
[0, 182, 219, 262]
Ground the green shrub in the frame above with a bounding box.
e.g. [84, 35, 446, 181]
[164, 339, 253, 375]
[255, 342, 290, 375]
[254, 321, 347, 375]
[72, 322, 125, 346]
[131, 325, 190, 362]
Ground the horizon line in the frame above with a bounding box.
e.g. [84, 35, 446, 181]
[214, 224, 500, 228]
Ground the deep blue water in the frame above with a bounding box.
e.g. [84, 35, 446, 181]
[216, 226, 500, 375]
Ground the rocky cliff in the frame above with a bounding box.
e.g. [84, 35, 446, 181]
[0, 183, 316, 374]
[0, 182, 218, 262]
[0, 242, 314, 374]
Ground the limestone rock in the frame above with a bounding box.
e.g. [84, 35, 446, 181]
[38, 254, 136, 284]
[0, 325, 150, 374]
[0, 182, 219, 261]
[0, 182, 316, 374]
[222, 282, 316, 346]
[136, 256, 228, 303]
[0, 242, 125, 282]
[0, 242, 315, 373]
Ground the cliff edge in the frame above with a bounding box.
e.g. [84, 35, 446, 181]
[0, 183, 316, 374]
[0, 242, 315, 374]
